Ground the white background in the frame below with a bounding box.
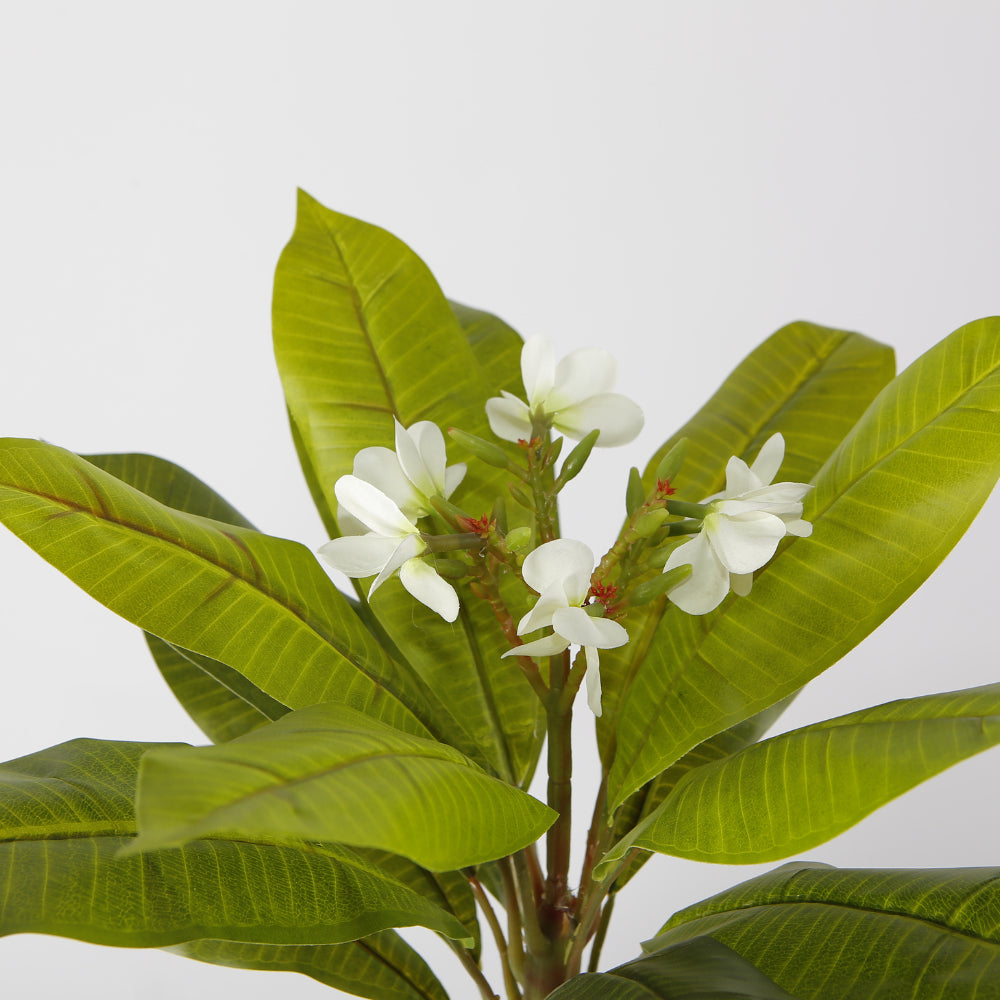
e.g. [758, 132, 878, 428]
[2, 3, 1000, 997]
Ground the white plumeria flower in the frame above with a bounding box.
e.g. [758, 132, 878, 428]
[501, 538, 628, 717]
[338, 420, 466, 534]
[663, 433, 812, 615]
[319, 476, 459, 623]
[485, 336, 644, 447]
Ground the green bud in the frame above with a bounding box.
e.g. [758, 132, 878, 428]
[584, 602, 607, 618]
[544, 434, 564, 467]
[630, 564, 692, 605]
[433, 558, 469, 580]
[555, 429, 600, 490]
[491, 495, 508, 534]
[509, 485, 535, 511]
[505, 526, 533, 551]
[633, 508, 669, 538]
[665, 499, 709, 520]
[625, 467, 645, 517]
[654, 438, 688, 485]
[448, 427, 511, 469]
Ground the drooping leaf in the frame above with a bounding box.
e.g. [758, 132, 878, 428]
[172, 934, 449, 1000]
[609, 317, 1000, 809]
[0, 438, 445, 740]
[0, 739, 470, 948]
[650, 862, 1000, 998]
[598, 322, 893, 762]
[598, 683, 1000, 875]
[132, 701, 555, 871]
[273, 194, 543, 784]
[546, 936, 796, 999]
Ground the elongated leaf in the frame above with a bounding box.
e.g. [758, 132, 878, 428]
[599, 684, 1000, 874]
[651, 862, 1000, 998]
[598, 323, 894, 761]
[132, 701, 555, 871]
[450, 300, 524, 398]
[609, 317, 1000, 809]
[0, 438, 445, 739]
[273, 195, 542, 784]
[547, 936, 795, 999]
[0, 739, 470, 948]
[172, 933, 449, 1000]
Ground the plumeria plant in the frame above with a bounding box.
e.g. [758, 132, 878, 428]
[3, 192, 1000, 999]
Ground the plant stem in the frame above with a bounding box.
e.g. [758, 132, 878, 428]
[586, 893, 616, 973]
[468, 872, 522, 1000]
[454, 946, 502, 1000]
[499, 857, 526, 986]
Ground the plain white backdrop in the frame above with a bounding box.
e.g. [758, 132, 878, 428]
[2, 3, 1000, 997]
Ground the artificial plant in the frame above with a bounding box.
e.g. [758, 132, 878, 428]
[2, 190, 1000, 998]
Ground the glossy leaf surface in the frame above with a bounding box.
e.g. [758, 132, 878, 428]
[652, 862, 1000, 998]
[173, 933, 449, 1000]
[599, 684, 1000, 873]
[0, 739, 469, 948]
[133, 702, 555, 871]
[547, 936, 795, 999]
[598, 322, 893, 761]
[609, 317, 1000, 808]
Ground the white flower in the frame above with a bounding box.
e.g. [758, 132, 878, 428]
[663, 433, 812, 615]
[338, 420, 466, 534]
[501, 538, 628, 716]
[319, 476, 459, 622]
[485, 336, 644, 447]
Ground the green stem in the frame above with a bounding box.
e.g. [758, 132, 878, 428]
[454, 945, 501, 1000]
[499, 856, 527, 986]
[468, 873, 522, 1000]
[586, 893, 616, 973]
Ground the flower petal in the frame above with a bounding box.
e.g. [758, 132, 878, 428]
[553, 393, 644, 446]
[486, 392, 533, 443]
[749, 433, 785, 488]
[369, 533, 426, 597]
[521, 538, 594, 599]
[723, 455, 757, 497]
[353, 446, 425, 516]
[548, 348, 618, 408]
[396, 420, 449, 498]
[521, 336, 556, 407]
[584, 646, 603, 718]
[706, 510, 785, 575]
[663, 534, 731, 615]
[551, 606, 628, 650]
[501, 632, 571, 660]
[335, 476, 418, 538]
[399, 558, 459, 622]
[318, 534, 397, 578]
[335, 505, 369, 537]
[443, 462, 467, 499]
[517, 580, 571, 635]
[730, 571, 754, 597]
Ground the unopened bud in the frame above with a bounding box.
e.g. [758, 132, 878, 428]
[433, 558, 469, 580]
[555, 429, 600, 490]
[448, 427, 512, 469]
[509, 485, 535, 511]
[654, 439, 688, 485]
[505, 526, 533, 551]
[625, 467, 645, 517]
[630, 564, 692, 605]
[633, 508, 669, 538]
[544, 434, 564, 467]
[491, 496, 508, 533]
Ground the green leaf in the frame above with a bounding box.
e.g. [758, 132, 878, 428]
[650, 862, 1000, 998]
[0, 739, 470, 948]
[132, 701, 555, 871]
[273, 193, 543, 785]
[546, 936, 796, 999]
[608, 316, 1000, 809]
[598, 322, 893, 763]
[599, 684, 1000, 875]
[172, 933, 449, 1000]
[450, 300, 524, 398]
[0, 438, 437, 738]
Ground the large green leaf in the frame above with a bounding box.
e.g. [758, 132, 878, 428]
[450, 300, 524, 398]
[546, 936, 796, 999]
[650, 862, 1000, 998]
[598, 322, 894, 761]
[608, 317, 1000, 809]
[0, 739, 470, 948]
[273, 194, 542, 785]
[172, 933, 449, 1000]
[598, 684, 1000, 874]
[0, 438, 442, 739]
[132, 701, 555, 871]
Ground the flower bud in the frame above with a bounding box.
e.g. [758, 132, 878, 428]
[630, 564, 692, 605]
[433, 558, 469, 580]
[505, 526, 533, 551]
[509, 485, 535, 511]
[491, 496, 508, 533]
[625, 467, 645, 517]
[654, 438, 687, 485]
[555, 429, 600, 490]
[448, 427, 512, 469]
[633, 508, 669, 538]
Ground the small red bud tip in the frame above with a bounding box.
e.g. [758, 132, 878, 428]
[517, 436, 543, 450]
[588, 581, 619, 608]
[458, 514, 493, 537]
[656, 478, 677, 497]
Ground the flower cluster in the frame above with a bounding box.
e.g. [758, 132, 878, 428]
[318, 337, 812, 716]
